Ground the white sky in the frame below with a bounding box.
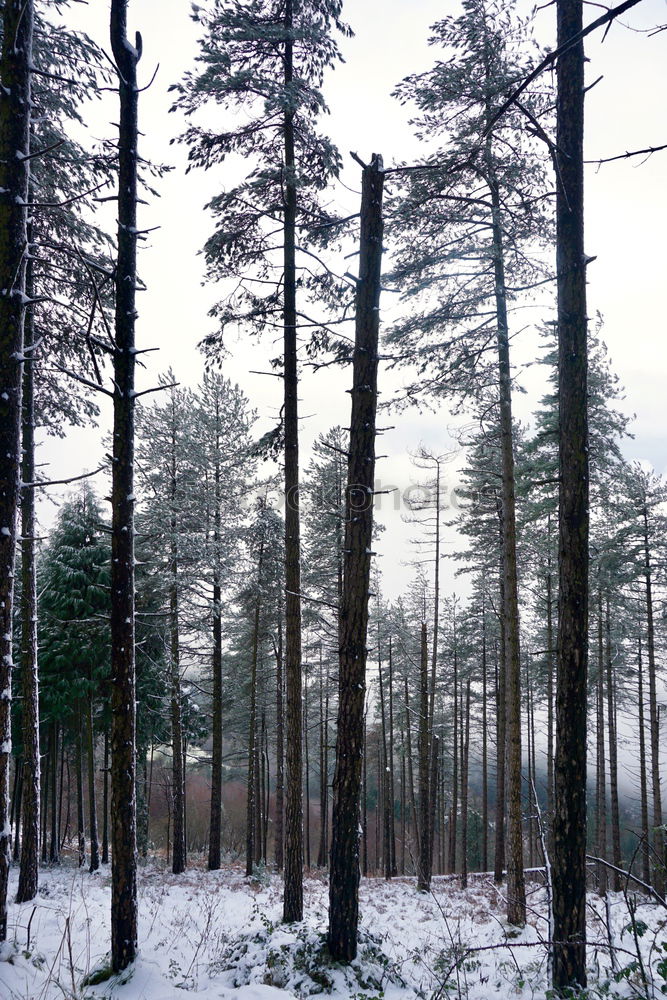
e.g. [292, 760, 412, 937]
[39, 0, 667, 600]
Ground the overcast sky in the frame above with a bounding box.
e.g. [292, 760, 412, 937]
[39, 0, 667, 600]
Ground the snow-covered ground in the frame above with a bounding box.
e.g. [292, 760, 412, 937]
[1, 862, 665, 998]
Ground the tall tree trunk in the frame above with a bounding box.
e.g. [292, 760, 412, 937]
[362, 716, 368, 877]
[169, 418, 186, 876]
[486, 158, 525, 926]
[11, 762, 22, 862]
[605, 596, 621, 890]
[377, 627, 391, 881]
[76, 706, 86, 868]
[417, 621, 431, 890]
[17, 270, 39, 902]
[545, 534, 555, 857]
[481, 603, 488, 873]
[109, 0, 141, 970]
[0, 0, 33, 942]
[87, 690, 100, 873]
[643, 503, 664, 896]
[274, 618, 284, 870]
[460, 680, 471, 888]
[328, 154, 384, 962]
[317, 644, 328, 868]
[400, 750, 406, 875]
[208, 419, 224, 870]
[50, 725, 60, 863]
[595, 600, 607, 896]
[448, 640, 459, 875]
[552, 0, 589, 985]
[246, 536, 264, 877]
[102, 730, 110, 864]
[41, 746, 49, 864]
[388, 637, 397, 876]
[405, 677, 419, 869]
[494, 607, 507, 884]
[637, 638, 650, 888]
[304, 677, 311, 870]
[282, 0, 304, 924]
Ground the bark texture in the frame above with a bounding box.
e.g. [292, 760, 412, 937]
[328, 154, 384, 962]
[109, 0, 141, 971]
[552, 0, 589, 987]
[282, 0, 303, 923]
[16, 273, 40, 903]
[0, 0, 33, 941]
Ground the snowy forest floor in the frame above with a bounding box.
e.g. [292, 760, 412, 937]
[1, 861, 666, 999]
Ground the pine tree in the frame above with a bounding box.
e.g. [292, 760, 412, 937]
[174, 0, 350, 921]
[0, 0, 33, 943]
[109, 0, 142, 971]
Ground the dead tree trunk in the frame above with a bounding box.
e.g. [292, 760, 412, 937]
[552, 0, 590, 986]
[109, 0, 141, 971]
[328, 153, 384, 963]
[0, 0, 33, 942]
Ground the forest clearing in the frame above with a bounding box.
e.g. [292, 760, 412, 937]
[0, 0, 665, 996]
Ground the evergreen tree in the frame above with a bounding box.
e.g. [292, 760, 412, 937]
[174, 0, 350, 922]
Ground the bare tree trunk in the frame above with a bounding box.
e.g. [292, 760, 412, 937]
[11, 761, 22, 862]
[637, 638, 651, 888]
[76, 706, 86, 869]
[481, 604, 488, 873]
[362, 716, 368, 877]
[102, 730, 109, 864]
[605, 596, 621, 890]
[282, 0, 304, 924]
[388, 638, 397, 876]
[486, 159, 525, 926]
[328, 154, 384, 962]
[448, 641, 459, 875]
[208, 421, 224, 869]
[417, 621, 431, 890]
[246, 535, 264, 876]
[377, 628, 391, 881]
[0, 0, 33, 942]
[552, 0, 589, 984]
[109, 0, 141, 970]
[545, 534, 555, 856]
[87, 690, 100, 873]
[494, 607, 507, 884]
[17, 273, 39, 901]
[274, 618, 284, 871]
[304, 678, 311, 870]
[50, 726, 60, 863]
[405, 677, 419, 868]
[460, 680, 471, 888]
[400, 751, 406, 875]
[643, 504, 664, 896]
[317, 644, 328, 868]
[595, 600, 607, 896]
